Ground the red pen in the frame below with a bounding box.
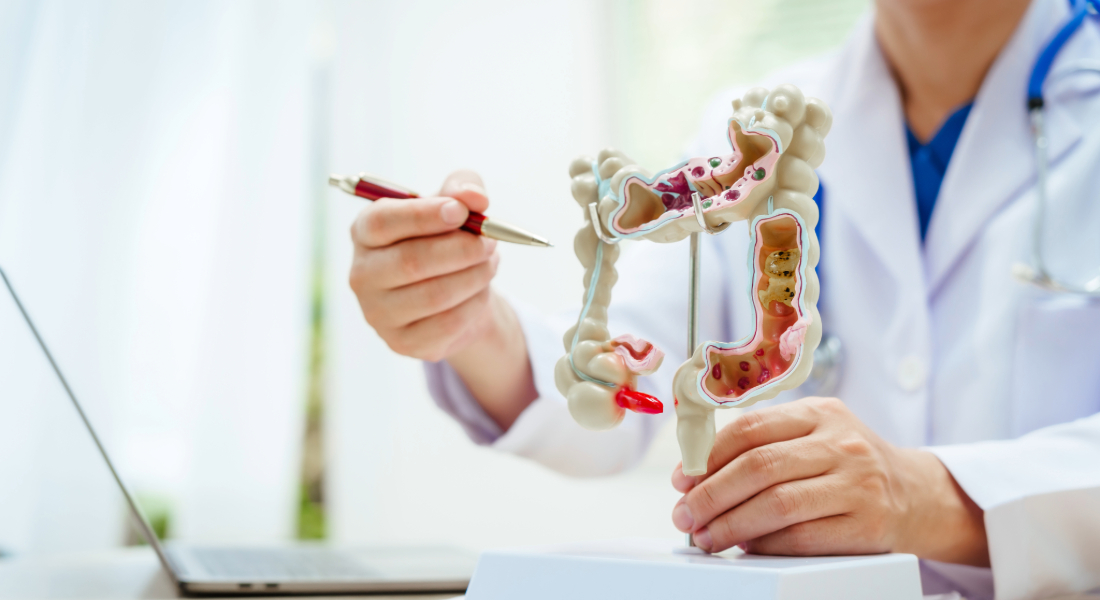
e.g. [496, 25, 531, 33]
[329, 173, 552, 247]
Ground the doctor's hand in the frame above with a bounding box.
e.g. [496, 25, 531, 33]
[349, 169, 501, 362]
[349, 170, 536, 429]
[669, 397, 989, 567]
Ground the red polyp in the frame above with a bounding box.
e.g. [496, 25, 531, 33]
[615, 387, 664, 415]
[712, 364, 722, 379]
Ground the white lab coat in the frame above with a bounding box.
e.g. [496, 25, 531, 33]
[460, 1, 1100, 598]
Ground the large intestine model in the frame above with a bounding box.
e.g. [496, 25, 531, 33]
[554, 84, 832, 476]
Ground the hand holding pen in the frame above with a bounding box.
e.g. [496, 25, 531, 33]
[343, 170, 546, 429]
[342, 169, 525, 359]
[331, 172, 550, 247]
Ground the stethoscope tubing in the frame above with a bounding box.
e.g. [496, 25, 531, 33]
[1027, 0, 1096, 108]
[1015, 0, 1100, 295]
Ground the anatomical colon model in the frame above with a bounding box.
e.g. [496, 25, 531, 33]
[555, 85, 832, 476]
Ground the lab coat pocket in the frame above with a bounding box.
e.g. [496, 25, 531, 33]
[1011, 297, 1100, 436]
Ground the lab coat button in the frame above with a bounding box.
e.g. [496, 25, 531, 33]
[897, 355, 926, 392]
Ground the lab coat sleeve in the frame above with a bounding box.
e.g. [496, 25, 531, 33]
[486, 294, 663, 478]
[928, 413, 1100, 600]
[422, 230, 738, 477]
[422, 360, 503, 445]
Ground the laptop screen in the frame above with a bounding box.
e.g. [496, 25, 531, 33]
[0, 265, 176, 576]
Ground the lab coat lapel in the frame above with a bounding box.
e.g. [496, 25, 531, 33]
[815, 19, 932, 447]
[925, 0, 1084, 293]
[820, 19, 925, 300]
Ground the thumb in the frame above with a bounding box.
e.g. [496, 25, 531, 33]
[438, 169, 490, 213]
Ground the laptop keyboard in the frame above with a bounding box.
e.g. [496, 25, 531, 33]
[182, 547, 378, 580]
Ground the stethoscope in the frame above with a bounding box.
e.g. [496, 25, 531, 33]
[1013, 0, 1100, 294]
[804, 0, 1100, 396]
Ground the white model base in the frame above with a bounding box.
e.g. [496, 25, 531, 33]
[464, 538, 922, 600]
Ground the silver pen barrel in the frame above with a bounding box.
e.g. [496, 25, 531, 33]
[479, 218, 552, 247]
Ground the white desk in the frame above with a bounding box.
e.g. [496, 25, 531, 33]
[3, 547, 1098, 600]
[0, 547, 460, 600]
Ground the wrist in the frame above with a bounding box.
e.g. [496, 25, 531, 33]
[445, 292, 537, 430]
[896, 449, 990, 567]
[447, 292, 519, 366]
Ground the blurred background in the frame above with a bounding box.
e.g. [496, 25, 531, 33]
[0, 0, 866, 557]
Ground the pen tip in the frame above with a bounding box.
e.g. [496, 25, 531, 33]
[327, 175, 342, 187]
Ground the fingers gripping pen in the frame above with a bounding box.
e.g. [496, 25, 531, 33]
[329, 173, 552, 247]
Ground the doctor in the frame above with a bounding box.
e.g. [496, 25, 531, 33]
[348, 0, 1100, 597]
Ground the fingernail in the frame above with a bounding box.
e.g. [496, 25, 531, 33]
[440, 200, 466, 226]
[694, 528, 712, 553]
[672, 501, 694, 532]
[672, 473, 698, 493]
[460, 182, 487, 197]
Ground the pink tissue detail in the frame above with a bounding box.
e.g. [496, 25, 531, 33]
[779, 318, 810, 361]
[611, 334, 664, 373]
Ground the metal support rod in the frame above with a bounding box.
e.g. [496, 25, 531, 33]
[688, 232, 701, 352]
[685, 231, 702, 547]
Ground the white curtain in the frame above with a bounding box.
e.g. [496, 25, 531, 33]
[0, 0, 315, 554]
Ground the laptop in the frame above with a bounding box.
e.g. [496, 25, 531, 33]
[1, 266, 477, 595]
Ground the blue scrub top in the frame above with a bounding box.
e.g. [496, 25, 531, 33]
[906, 103, 974, 242]
[813, 102, 974, 246]
[811, 103, 974, 292]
